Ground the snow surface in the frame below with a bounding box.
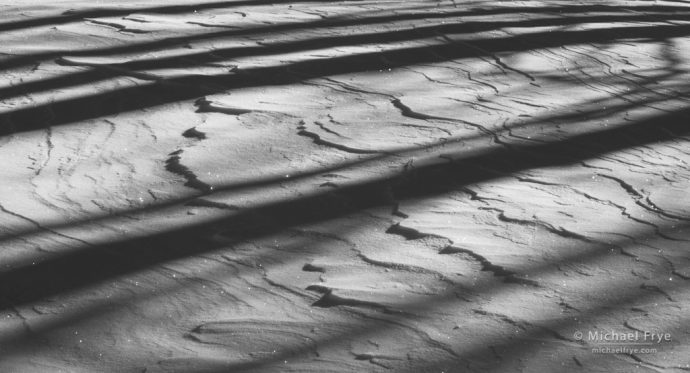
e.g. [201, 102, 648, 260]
[1, 0, 689, 371]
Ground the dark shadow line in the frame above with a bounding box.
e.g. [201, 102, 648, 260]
[3, 201, 687, 372]
[6, 11, 690, 101]
[0, 74, 682, 247]
[0, 53, 686, 248]
[2, 3, 689, 72]
[4, 20, 690, 137]
[0, 0, 377, 33]
[0, 101, 688, 308]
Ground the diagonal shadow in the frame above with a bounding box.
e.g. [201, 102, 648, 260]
[0, 97, 688, 310]
[5, 9, 690, 102]
[0, 44, 686, 254]
[1, 4, 689, 369]
[0, 0, 382, 33]
[4, 19, 690, 137]
[2, 3, 687, 53]
[2, 188, 687, 372]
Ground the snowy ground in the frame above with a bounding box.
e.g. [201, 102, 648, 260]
[1, 1, 689, 372]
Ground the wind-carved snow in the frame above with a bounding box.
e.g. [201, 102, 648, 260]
[1, 1, 690, 372]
